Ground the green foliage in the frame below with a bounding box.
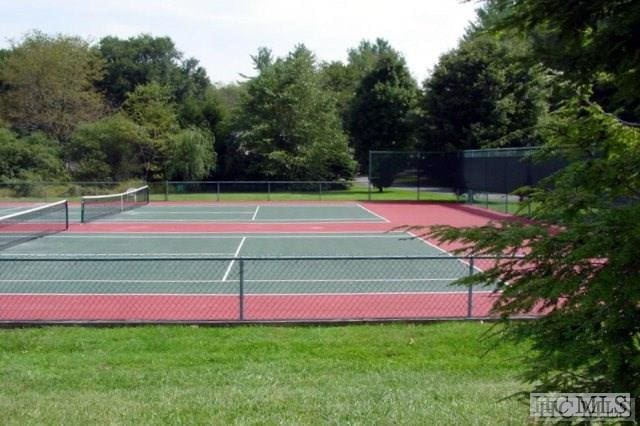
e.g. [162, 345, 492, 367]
[122, 83, 180, 179]
[348, 51, 420, 167]
[235, 45, 356, 180]
[0, 31, 105, 142]
[123, 82, 178, 138]
[421, 29, 549, 151]
[491, 0, 640, 121]
[165, 128, 216, 180]
[66, 114, 149, 181]
[321, 39, 400, 127]
[429, 101, 640, 395]
[0, 128, 67, 181]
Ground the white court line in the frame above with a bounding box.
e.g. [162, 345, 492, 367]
[0, 277, 461, 283]
[251, 205, 260, 221]
[221, 236, 246, 281]
[96, 218, 385, 223]
[407, 231, 483, 273]
[39, 232, 407, 239]
[0, 290, 495, 297]
[0, 253, 236, 257]
[52, 232, 405, 237]
[122, 211, 255, 215]
[355, 204, 390, 223]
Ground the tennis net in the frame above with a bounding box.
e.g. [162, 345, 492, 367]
[0, 200, 69, 250]
[81, 185, 150, 223]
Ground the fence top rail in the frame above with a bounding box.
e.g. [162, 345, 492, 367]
[0, 180, 355, 185]
[0, 255, 524, 262]
[164, 180, 352, 184]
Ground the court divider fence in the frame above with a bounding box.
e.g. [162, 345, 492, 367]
[0, 255, 537, 324]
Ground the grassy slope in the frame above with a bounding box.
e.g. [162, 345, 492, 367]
[0, 322, 531, 425]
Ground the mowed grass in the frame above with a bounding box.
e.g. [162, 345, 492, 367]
[0, 322, 531, 424]
[150, 184, 459, 202]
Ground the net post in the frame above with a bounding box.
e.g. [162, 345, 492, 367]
[80, 200, 85, 223]
[64, 201, 69, 230]
[120, 194, 124, 212]
[238, 258, 245, 321]
[467, 257, 475, 318]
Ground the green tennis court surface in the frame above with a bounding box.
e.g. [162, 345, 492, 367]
[0, 232, 498, 321]
[68, 203, 388, 223]
[0, 232, 470, 294]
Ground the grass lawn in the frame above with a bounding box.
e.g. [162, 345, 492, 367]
[0, 322, 532, 424]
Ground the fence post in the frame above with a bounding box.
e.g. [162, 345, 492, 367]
[467, 257, 475, 318]
[216, 182, 220, 202]
[164, 180, 169, 201]
[368, 151, 372, 201]
[416, 166, 421, 201]
[267, 182, 271, 201]
[318, 182, 323, 201]
[239, 259, 245, 321]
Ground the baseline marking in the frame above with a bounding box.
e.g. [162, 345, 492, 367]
[355, 203, 390, 223]
[122, 211, 256, 215]
[0, 290, 495, 296]
[0, 277, 462, 284]
[0, 253, 236, 257]
[93, 218, 385, 223]
[47, 233, 405, 239]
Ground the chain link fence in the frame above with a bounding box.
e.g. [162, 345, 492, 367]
[0, 255, 536, 323]
[369, 148, 568, 213]
[0, 181, 356, 203]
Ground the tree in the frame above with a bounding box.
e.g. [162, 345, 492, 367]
[0, 32, 105, 142]
[66, 114, 149, 181]
[321, 39, 400, 129]
[165, 128, 216, 180]
[490, 0, 640, 122]
[429, 100, 640, 396]
[235, 45, 356, 180]
[0, 128, 67, 181]
[123, 83, 179, 180]
[425, 0, 640, 398]
[420, 25, 550, 151]
[97, 34, 214, 127]
[348, 51, 420, 168]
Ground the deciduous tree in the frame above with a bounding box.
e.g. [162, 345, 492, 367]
[0, 32, 105, 142]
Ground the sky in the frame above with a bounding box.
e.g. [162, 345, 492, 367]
[0, 0, 479, 85]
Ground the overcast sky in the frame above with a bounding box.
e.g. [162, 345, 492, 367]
[0, 0, 479, 85]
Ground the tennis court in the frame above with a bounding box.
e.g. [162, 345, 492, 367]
[70, 202, 388, 223]
[0, 232, 497, 322]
